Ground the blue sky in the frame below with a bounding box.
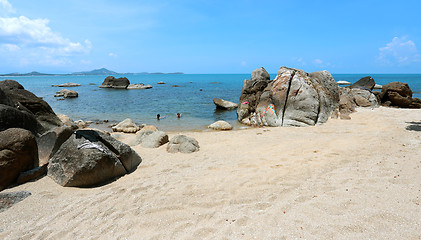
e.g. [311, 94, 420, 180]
[1, 0, 421, 74]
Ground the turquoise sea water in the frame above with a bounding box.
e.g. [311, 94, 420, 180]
[3, 73, 421, 131]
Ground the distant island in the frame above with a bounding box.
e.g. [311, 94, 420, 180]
[0, 68, 184, 77]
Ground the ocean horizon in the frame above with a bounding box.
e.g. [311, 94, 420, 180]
[4, 73, 421, 131]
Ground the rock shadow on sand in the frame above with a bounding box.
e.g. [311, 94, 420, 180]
[405, 121, 421, 131]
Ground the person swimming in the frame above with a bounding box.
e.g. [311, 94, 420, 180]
[176, 113, 181, 118]
[157, 114, 161, 120]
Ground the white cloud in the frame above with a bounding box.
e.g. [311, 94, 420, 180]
[0, 1, 91, 68]
[0, 16, 91, 55]
[378, 36, 420, 65]
[0, 0, 15, 14]
[2, 43, 20, 51]
[109, 52, 117, 57]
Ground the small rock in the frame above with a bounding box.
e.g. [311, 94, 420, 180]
[208, 120, 233, 130]
[112, 118, 140, 133]
[167, 135, 199, 153]
[52, 83, 81, 87]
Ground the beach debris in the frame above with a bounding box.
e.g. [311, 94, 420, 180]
[48, 130, 142, 187]
[51, 82, 81, 87]
[0, 128, 38, 191]
[112, 118, 140, 133]
[0, 191, 31, 213]
[167, 135, 200, 153]
[237, 67, 339, 127]
[379, 82, 421, 108]
[130, 130, 169, 148]
[127, 84, 153, 89]
[208, 120, 233, 130]
[99, 76, 130, 89]
[213, 98, 238, 110]
[54, 88, 78, 98]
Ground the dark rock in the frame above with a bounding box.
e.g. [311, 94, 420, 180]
[0, 104, 43, 134]
[349, 76, 375, 90]
[47, 130, 142, 187]
[0, 191, 31, 213]
[99, 76, 130, 89]
[0, 128, 38, 191]
[213, 98, 238, 110]
[0, 80, 63, 132]
[37, 126, 73, 166]
[167, 135, 199, 153]
[237, 67, 339, 127]
[379, 82, 420, 108]
[17, 164, 48, 184]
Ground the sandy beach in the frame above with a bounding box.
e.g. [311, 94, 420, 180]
[0, 106, 420, 239]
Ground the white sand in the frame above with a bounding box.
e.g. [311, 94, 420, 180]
[1, 107, 420, 239]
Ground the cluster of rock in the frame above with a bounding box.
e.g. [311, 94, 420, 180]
[378, 82, 421, 108]
[54, 89, 78, 98]
[0, 79, 142, 190]
[112, 119, 200, 153]
[99, 76, 153, 90]
[237, 67, 339, 127]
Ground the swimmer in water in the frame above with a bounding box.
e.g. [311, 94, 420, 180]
[176, 113, 181, 118]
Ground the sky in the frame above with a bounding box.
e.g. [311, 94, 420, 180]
[1, 0, 421, 74]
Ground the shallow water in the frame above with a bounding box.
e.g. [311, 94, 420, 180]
[4, 73, 421, 131]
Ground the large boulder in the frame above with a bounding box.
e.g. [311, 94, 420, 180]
[167, 135, 200, 153]
[379, 82, 421, 108]
[0, 80, 63, 132]
[37, 126, 74, 166]
[130, 130, 169, 148]
[213, 98, 238, 110]
[237, 67, 339, 127]
[0, 104, 43, 134]
[99, 76, 130, 89]
[54, 89, 78, 98]
[208, 120, 233, 130]
[349, 76, 375, 90]
[48, 130, 142, 187]
[112, 118, 140, 133]
[0, 128, 38, 190]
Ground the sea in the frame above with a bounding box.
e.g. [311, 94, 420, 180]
[4, 74, 421, 132]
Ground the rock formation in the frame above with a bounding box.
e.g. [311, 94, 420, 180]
[0, 80, 63, 133]
[54, 89, 78, 98]
[0, 128, 38, 191]
[48, 130, 142, 187]
[99, 76, 130, 89]
[208, 120, 233, 130]
[213, 98, 238, 110]
[379, 82, 421, 108]
[112, 118, 140, 133]
[237, 67, 339, 127]
[167, 135, 200, 153]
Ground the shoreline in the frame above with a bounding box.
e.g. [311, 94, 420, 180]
[1, 106, 420, 239]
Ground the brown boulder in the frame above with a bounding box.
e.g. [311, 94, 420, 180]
[99, 76, 130, 89]
[0, 128, 38, 190]
[380, 82, 420, 108]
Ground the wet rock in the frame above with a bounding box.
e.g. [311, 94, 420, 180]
[213, 98, 238, 110]
[54, 89, 78, 98]
[99, 76, 130, 89]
